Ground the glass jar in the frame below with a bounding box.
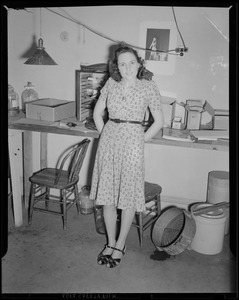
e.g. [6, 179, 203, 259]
[8, 84, 19, 116]
[79, 185, 94, 215]
[21, 82, 38, 113]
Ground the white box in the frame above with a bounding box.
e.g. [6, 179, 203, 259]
[171, 101, 187, 129]
[185, 100, 214, 130]
[162, 104, 173, 127]
[214, 115, 229, 130]
[26, 98, 75, 121]
[187, 110, 202, 130]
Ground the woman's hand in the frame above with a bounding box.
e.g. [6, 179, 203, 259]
[144, 109, 164, 142]
[93, 98, 107, 134]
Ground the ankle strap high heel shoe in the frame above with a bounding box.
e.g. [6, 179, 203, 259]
[97, 244, 115, 265]
[106, 246, 126, 268]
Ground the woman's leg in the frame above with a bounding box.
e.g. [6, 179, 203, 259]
[101, 204, 117, 255]
[112, 208, 135, 258]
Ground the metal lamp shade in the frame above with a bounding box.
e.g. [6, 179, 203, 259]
[24, 38, 57, 65]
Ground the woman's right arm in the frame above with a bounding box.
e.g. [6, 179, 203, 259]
[93, 98, 107, 134]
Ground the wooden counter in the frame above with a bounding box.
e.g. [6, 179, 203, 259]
[9, 112, 229, 151]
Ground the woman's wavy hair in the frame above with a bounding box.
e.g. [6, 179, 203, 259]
[109, 45, 153, 82]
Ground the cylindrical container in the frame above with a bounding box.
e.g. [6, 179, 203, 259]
[206, 171, 229, 235]
[207, 171, 229, 204]
[79, 186, 94, 215]
[152, 207, 196, 255]
[8, 84, 19, 116]
[94, 205, 106, 234]
[190, 203, 227, 255]
[21, 82, 38, 112]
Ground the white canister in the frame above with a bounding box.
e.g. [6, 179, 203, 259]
[190, 203, 227, 255]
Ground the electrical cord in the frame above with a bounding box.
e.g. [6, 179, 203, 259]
[20, 6, 188, 56]
[171, 7, 188, 55]
[45, 7, 188, 57]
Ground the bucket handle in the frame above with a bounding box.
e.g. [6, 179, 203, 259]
[192, 202, 229, 216]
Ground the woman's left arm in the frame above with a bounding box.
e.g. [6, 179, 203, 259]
[144, 109, 164, 142]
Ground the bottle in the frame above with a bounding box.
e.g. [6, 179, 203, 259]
[21, 82, 38, 113]
[94, 205, 106, 234]
[8, 84, 19, 116]
[79, 185, 94, 215]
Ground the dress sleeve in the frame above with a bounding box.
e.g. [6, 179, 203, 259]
[148, 80, 163, 112]
[98, 77, 111, 103]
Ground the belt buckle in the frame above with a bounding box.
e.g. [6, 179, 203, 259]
[114, 118, 121, 123]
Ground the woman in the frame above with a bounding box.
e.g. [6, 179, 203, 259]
[90, 45, 164, 268]
[149, 37, 158, 60]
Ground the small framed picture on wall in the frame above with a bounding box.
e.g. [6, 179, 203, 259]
[139, 21, 177, 75]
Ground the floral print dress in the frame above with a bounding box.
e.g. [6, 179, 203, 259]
[89, 77, 162, 212]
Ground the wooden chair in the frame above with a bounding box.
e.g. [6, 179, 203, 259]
[28, 139, 90, 230]
[132, 182, 162, 247]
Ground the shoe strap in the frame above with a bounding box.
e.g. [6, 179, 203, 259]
[106, 244, 117, 251]
[107, 245, 125, 254]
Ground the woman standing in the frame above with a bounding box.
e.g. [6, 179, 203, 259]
[149, 37, 158, 60]
[90, 45, 164, 268]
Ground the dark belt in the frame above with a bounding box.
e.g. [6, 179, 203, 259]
[109, 118, 143, 125]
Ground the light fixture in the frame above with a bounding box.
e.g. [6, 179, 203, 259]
[24, 8, 57, 65]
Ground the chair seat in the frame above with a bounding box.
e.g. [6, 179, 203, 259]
[30, 168, 78, 189]
[144, 181, 162, 203]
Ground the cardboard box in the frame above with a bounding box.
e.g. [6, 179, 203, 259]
[187, 110, 202, 129]
[200, 101, 215, 130]
[214, 115, 229, 130]
[171, 116, 183, 129]
[162, 104, 173, 127]
[26, 98, 75, 121]
[185, 100, 214, 130]
[170, 101, 187, 129]
[170, 100, 215, 130]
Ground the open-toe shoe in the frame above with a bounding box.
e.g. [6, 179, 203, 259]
[106, 246, 126, 268]
[97, 244, 115, 265]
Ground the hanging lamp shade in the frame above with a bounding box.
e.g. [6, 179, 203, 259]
[24, 38, 57, 65]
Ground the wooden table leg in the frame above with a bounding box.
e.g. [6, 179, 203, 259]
[23, 131, 33, 209]
[40, 132, 47, 169]
[8, 129, 23, 227]
[23, 132, 47, 209]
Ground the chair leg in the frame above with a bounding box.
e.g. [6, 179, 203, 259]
[138, 212, 143, 248]
[45, 187, 50, 210]
[28, 183, 36, 225]
[74, 185, 80, 214]
[62, 189, 67, 230]
[156, 194, 161, 216]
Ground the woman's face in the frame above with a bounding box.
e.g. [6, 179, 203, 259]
[117, 52, 139, 81]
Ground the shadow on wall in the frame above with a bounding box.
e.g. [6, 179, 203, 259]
[20, 34, 38, 59]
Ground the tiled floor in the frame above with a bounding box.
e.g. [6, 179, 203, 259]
[2, 204, 237, 296]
